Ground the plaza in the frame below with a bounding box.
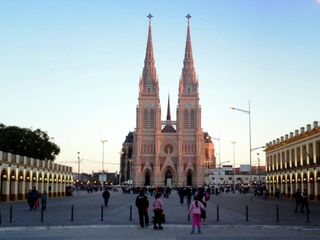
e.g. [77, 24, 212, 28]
[0, 189, 319, 239]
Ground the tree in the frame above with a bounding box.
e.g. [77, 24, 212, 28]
[0, 124, 60, 161]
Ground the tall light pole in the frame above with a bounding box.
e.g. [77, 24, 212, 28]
[213, 137, 221, 168]
[231, 141, 236, 193]
[101, 140, 108, 173]
[77, 152, 80, 194]
[230, 100, 252, 200]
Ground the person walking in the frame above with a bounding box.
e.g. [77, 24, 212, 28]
[41, 191, 47, 210]
[153, 193, 164, 230]
[135, 189, 149, 228]
[197, 188, 207, 224]
[300, 189, 310, 213]
[102, 188, 110, 207]
[294, 188, 302, 213]
[188, 196, 206, 234]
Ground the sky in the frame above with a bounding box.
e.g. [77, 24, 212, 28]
[1, 0, 320, 174]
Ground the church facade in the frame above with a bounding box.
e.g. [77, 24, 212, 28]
[123, 15, 215, 187]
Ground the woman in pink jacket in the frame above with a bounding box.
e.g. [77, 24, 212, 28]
[188, 196, 206, 234]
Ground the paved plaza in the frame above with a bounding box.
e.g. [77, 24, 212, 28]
[0, 190, 319, 239]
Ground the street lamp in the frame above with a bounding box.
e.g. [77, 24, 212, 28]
[231, 141, 236, 193]
[101, 140, 108, 173]
[212, 137, 221, 168]
[230, 100, 252, 200]
[77, 152, 80, 195]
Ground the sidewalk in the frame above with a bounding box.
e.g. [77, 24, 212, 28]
[0, 224, 319, 240]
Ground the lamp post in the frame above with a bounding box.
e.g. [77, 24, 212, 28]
[77, 152, 80, 195]
[213, 137, 221, 168]
[231, 141, 236, 193]
[101, 140, 108, 173]
[230, 100, 252, 200]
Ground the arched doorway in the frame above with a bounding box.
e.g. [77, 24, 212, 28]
[9, 170, 16, 201]
[18, 171, 24, 200]
[144, 171, 150, 186]
[1, 169, 8, 201]
[187, 171, 192, 186]
[309, 172, 315, 200]
[165, 170, 172, 187]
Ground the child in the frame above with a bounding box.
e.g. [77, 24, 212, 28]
[153, 193, 164, 230]
[188, 196, 206, 234]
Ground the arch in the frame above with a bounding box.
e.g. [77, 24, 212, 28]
[0, 169, 8, 201]
[18, 170, 24, 200]
[165, 169, 172, 187]
[9, 169, 17, 201]
[184, 109, 189, 128]
[187, 171, 193, 187]
[144, 171, 151, 186]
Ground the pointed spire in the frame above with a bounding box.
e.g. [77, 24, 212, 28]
[140, 13, 158, 96]
[179, 14, 198, 96]
[182, 14, 196, 83]
[166, 94, 171, 121]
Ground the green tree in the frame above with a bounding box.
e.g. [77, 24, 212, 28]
[0, 124, 60, 161]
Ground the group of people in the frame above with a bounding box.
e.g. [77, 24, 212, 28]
[294, 188, 310, 213]
[134, 187, 209, 234]
[27, 187, 47, 210]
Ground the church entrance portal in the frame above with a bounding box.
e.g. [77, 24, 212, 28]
[144, 172, 150, 186]
[165, 170, 172, 187]
[187, 172, 192, 186]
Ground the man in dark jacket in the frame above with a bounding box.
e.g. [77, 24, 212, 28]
[294, 188, 302, 213]
[102, 188, 110, 207]
[135, 189, 149, 228]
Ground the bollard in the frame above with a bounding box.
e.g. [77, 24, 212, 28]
[101, 205, 104, 221]
[276, 205, 279, 223]
[71, 205, 74, 222]
[307, 210, 310, 223]
[129, 205, 132, 221]
[216, 205, 220, 222]
[188, 204, 190, 221]
[9, 205, 12, 223]
[246, 205, 248, 221]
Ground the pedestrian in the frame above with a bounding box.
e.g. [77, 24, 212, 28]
[300, 189, 310, 213]
[188, 196, 206, 234]
[293, 188, 302, 213]
[153, 193, 164, 230]
[41, 191, 47, 210]
[197, 188, 207, 224]
[135, 189, 149, 228]
[102, 188, 110, 207]
[27, 189, 34, 210]
[31, 186, 39, 210]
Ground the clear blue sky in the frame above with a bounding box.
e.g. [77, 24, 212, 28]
[1, 0, 320, 173]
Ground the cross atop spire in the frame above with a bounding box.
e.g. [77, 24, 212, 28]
[186, 13, 191, 26]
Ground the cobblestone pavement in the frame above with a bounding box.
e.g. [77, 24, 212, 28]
[0, 190, 318, 227]
[0, 191, 319, 239]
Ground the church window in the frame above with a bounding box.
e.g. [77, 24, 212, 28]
[190, 109, 195, 128]
[143, 109, 148, 128]
[184, 109, 189, 128]
[149, 109, 155, 128]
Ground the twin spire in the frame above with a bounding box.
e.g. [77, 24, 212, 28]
[140, 14, 197, 97]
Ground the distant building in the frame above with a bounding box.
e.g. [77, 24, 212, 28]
[0, 151, 73, 202]
[206, 165, 266, 189]
[265, 121, 320, 200]
[121, 16, 215, 187]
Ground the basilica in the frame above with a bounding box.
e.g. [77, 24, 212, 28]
[120, 15, 215, 187]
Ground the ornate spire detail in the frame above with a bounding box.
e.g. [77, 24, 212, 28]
[162, 94, 176, 133]
[166, 94, 171, 121]
[140, 13, 159, 96]
[179, 14, 198, 96]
